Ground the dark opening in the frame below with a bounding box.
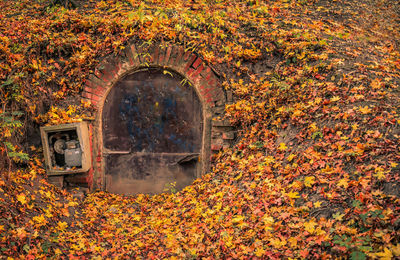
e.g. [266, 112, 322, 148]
[102, 67, 203, 195]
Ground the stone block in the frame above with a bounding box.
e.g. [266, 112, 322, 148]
[211, 144, 223, 151]
[212, 119, 231, 127]
[47, 176, 64, 188]
[222, 131, 235, 140]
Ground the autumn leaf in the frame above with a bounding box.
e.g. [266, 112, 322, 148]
[371, 247, 393, 260]
[337, 178, 349, 189]
[278, 142, 287, 151]
[255, 247, 266, 257]
[359, 106, 372, 114]
[304, 176, 315, 187]
[304, 220, 317, 234]
[287, 191, 300, 199]
[17, 193, 27, 205]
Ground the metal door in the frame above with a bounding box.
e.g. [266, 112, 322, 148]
[102, 67, 202, 195]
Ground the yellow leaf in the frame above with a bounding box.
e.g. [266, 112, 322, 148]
[54, 248, 62, 255]
[262, 215, 274, 224]
[287, 154, 296, 162]
[264, 156, 275, 165]
[372, 247, 393, 260]
[391, 244, 400, 256]
[374, 166, 386, 180]
[304, 176, 315, 187]
[314, 201, 322, 208]
[337, 178, 349, 188]
[287, 191, 300, 199]
[279, 142, 287, 151]
[292, 109, 302, 117]
[304, 220, 317, 234]
[232, 215, 245, 223]
[255, 247, 265, 257]
[57, 221, 68, 231]
[330, 96, 340, 102]
[17, 194, 27, 205]
[269, 238, 287, 249]
[359, 106, 372, 114]
[371, 78, 383, 89]
[332, 212, 345, 221]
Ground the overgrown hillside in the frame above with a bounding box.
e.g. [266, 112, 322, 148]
[1, 0, 399, 258]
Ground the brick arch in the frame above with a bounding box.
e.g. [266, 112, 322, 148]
[82, 43, 226, 110]
[81, 43, 234, 191]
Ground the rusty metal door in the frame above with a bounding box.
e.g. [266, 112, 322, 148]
[102, 68, 202, 195]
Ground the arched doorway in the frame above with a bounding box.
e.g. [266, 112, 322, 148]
[102, 67, 203, 195]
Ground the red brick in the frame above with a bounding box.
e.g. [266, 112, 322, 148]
[211, 144, 223, 151]
[207, 78, 217, 87]
[201, 68, 214, 81]
[158, 47, 166, 64]
[183, 51, 193, 61]
[184, 54, 197, 72]
[128, 44, 140, 65]
[222, 132, 235, 140]
[85, 83, 106, 97]
[192, 57, 202, 68]
[150, 47, 159, 63]
[191, 64, 204, 79]
[164, 46, 172, 65]
[187, 68, 195, 77]
[99, 63, 120, 83]
[83, 91, 101, 102]
[131, 44, 142, 63]
[66, 176, 88, 184]
[172, 46, 185, 65]
[200, 85, 213, 95]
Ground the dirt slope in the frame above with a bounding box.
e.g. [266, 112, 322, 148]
[0, 0, 399, 258]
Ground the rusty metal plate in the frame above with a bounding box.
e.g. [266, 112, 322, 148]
[102, 68, 202, 195]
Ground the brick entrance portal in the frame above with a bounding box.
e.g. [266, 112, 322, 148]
[78, 42, 235, 194]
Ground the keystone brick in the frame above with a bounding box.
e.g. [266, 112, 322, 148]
[192, 57, 202, 69]
[184, 54, 197, 72]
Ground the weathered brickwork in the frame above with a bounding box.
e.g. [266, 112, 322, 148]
[81, 43, 235, 190]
